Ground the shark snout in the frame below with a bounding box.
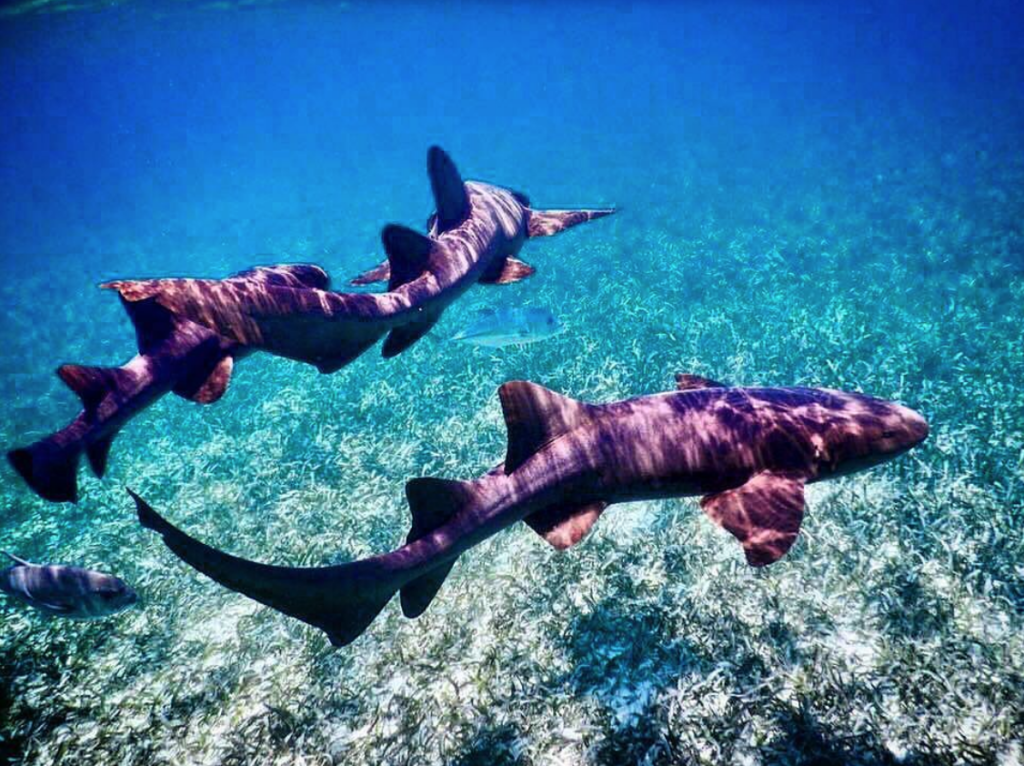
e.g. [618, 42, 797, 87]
[898, 405, 930, 447]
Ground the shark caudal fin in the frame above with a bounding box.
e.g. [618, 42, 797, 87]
[398, 478, 473, 618]
[7, 440, 80, 503]
[130, 489, 398, 647]
[526, 207, 615, 238]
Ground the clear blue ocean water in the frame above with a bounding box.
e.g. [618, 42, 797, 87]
[2, 2, 1023, 764]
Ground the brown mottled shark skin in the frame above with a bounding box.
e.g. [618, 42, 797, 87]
[103, 146, 614, 373]
[131, 374, 929, 648]
[7, 265, 328, 503]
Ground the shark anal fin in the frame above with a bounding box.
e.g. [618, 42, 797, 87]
[86, 433, 116, 478]
[349, 260, 391, 286]
[675, 373, 727, 391]
[382, 224, 435, 291]
[173, 355, 234, 404]
[480, 257, 536, 285]
[701, 471, 806, 567]
[499, 381, 592, 474]
[525, 501, 608, 550]
[399, 477, 472, 618]
[382, 311, 441, 358]
[526, 207, 615, 238]
[427, 146, 469, 233]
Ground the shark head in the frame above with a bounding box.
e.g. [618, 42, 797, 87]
[817, 391, 929, 477]
[79, 573, 139, 618]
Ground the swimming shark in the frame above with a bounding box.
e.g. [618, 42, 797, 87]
[1, 552, 138, 619]
[7, 264, 328, 503]
[102, 146, 614, 373]
[130, 373, 929, 647]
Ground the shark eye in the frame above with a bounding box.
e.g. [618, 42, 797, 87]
[882, 430, 898, 439]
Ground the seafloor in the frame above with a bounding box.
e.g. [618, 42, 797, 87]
[2, 42, 1024, 766]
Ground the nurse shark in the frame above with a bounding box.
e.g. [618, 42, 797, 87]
[104, 146, 614, 373]
[7, 265, 327, 503]
[131, 374, 929, 647]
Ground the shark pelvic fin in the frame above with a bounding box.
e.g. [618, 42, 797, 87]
[130, 489, 396, 647]
[57, 364, 131, 415]
[382, 224, 434, 291]
[499, 381, 592, 474]
[701, 471, 806, 567]
[349, 260, 391, 286]
[675, 373, 727, 391]
[525, 501, 608, 550]
[480, 257, 536, 285]
[399, 477, 473, 618]
[526, 207, 615, 238]
[173, 354, 234, 404]
[427, 145, 470, 233]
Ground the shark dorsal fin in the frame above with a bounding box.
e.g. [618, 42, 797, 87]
[675, 373, 727, 391]
[381, 224, 434, 291]
[427, 146, 469, 233]
[399, 477, 473, 618]
[120, 297, 178, 354]
[499, 381, 591, 474]
[231, 264, 330, 289]
[57, 364, 130, 414]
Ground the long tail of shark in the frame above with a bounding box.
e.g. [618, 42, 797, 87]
[130, 489, 404, 647]
[7, 364, 136, 503]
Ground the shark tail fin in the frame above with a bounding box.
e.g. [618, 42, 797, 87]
[57, 364, 132, 415]
[526, 207, 615, 238]
[398, 478, 473, 618]
[7, 438, 81, 503]
[130, 490, 397, 647]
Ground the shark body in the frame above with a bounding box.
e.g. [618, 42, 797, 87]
[7, 265, 326, 503]
[132, 374, 929, 647]
[104, 147, 614, 373]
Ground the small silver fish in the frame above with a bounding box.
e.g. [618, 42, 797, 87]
[450, 307, 563, 348]
[0, 552, 138, 619]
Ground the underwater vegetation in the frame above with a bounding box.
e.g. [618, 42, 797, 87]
[1, 107, 1022, 764]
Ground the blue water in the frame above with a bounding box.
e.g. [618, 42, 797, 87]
[2, 2, 1024, 764]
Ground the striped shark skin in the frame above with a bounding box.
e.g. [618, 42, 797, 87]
[130, 373, 929, 648]
[1, 552, 137, 619]
[6, 265, 327, 503]
[102, 146, 614, 373]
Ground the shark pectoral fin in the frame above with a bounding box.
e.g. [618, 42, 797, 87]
[525, 501, 608, 550]
[129, 489, 396, 647]
[349, 260, 391, 286]
[675, 373, 728, 391]
[173, 355, 234, 404]
[700, 472, 806, 566]
[499, 381, 593, 474]
[399, 478, 473, 618]
[525, 207, 615, 238]
[86, 433, 117, 478]
[381, 224, 435, 291]
[427, 146, 470, 233]
[479, 257, 536, 285]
